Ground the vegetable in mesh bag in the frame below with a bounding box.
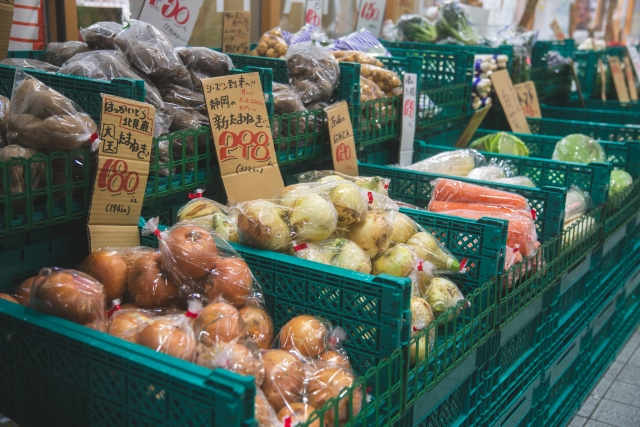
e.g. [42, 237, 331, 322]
[44, 41, 90, 67]
[285, 42, 340, 104]
[360, 64, 402, 97]
[396, 14, 438, 42]
[0, 58, 59, 72]
[469, 132, 530, 156]
[25, 267, 107, 331]
[331, 50, 384, 67]
[436, 1, 481, 46]
[609, 169, 633, 198]
[114, 20, 193, 89]
[80, 21, 123, 49]
[293, 238, 372, 274]
[176, 47, 234, 91]
[7, 70, 99, 152]
[552, 134, 606, 164]
[565, 187, 592, 224]
[59, 50, 165, 111]
[296, 169, 390, 196]
[406, 149, 485, 176]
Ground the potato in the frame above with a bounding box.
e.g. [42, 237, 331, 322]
[80, 21, 123, 50]
[0, 94, 9, 141]
[28, 89, 78, 119]
[11, 78, 40, 114]
[35, 115, 93, 152]
[44, 41, 90, 67]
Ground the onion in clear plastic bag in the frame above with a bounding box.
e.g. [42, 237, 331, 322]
[80, 21, 123, 50]
[44, 41, 90, 66]
[285, 42, 340, 104]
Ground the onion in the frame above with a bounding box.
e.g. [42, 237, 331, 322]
[332, 239, 372, 274]
[109, 310, 151, 342]
[390, 213, 418, 244]
[329, 182, 368, 227]
[194, 302, 245, 345]
[287, 193, 337, 242]
[277, 403, 319, 427]
[255, 389, 280, 427]
[261, 349, 305, 411]
[236, 200, 292, 252]
[137, 317, 197, 361]
[195, 342, 265, 386]
[0, 293, 18, 304]
[306, 366, 362, 426]
[239, 306, 274, 349]
[423, 277, 465, 322]
[409, 296, 435, 366]
[204, 257, 253, 306]
[319, 350, 352, 370]
[318, 175, 346, 184]
[79, 250, 128, 301]
[372, 244, 416, 277]
[14, 276, 38, 305]
[165, 225, 218, 279]
[347, 211, 394, 258]
[213, 213, 239, 243]
[127, 252, 181, 308]
[279, 315, 327, 358]
[34, 269, 106, 331]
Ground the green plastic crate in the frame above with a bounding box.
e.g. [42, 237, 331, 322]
[559, 95, 640, 111]
[572, 47, 627, 99]
[531, 40, 575, 102]
[7, 50, 46, 60]
[540, 104, 640, 125]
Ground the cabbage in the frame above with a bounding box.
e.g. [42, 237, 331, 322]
[469, 132, 529, 156]
[552, 134, 606, 164]
[609, 169, 633, 198]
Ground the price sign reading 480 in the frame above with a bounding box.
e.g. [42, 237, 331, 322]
[202, 72, 284, 202]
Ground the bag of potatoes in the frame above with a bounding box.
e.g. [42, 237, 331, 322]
[7, 69, 99, 152]
[0, 94, 9, 147]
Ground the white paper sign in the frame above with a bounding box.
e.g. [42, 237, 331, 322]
[356, 0, 386, 37]
[626, 44, 640, 84]
[139, 0, 205, 46]
[305, 0, 323, 26]
[399, 72, 418, 166]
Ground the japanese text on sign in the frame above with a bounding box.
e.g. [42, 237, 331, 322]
[325, 101, 359, 176]
[399, 72, 417, 166]
[222, 10, 250, 54]
[490, 69, 531, 134]
[513, 81, 541, 118]
[202, 72, 283, 201]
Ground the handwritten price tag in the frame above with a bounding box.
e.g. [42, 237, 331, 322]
[325, 101, 359, 176]
[513, 81, 542, 118]
[356, 0, 386, 37]
[608, 56, 630, 102]
[88, 95, 156, 251]
[202, 72, 284, 202]
[399, 72, 417, 166]
[222, 10, 250, 54]
[490, 69, 531, 134]
[623, 57, 638, 101]
[305, 0, 323, 26]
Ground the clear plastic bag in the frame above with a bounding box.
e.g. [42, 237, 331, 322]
[406, 149, 485, 176]
[7, 69, 99, 152]
[345, 190, 398, 258]
[296, 170, 390, 196]
[285, 42, 340, 104]
[251, 27, 289, 58]
[162, 103, 208, 131]
[469, 132, 530, 156]
[436, 1, 481, 46]
[59, 50, 166, 111]
[114, 20, 193, 89]
[0, 58, 59, 73]
[44, 41, 90, 67]
[409, 296, 435, 366]
[495, 176, 537, 188]
[333, 28, 391, 56]
[609, 169, 634, 198]
[195, 336, 265, 385]
[466, 165, 508, 182]
[396, 14, 438, 43]
[331, 50, 384, 67]
[552, 134, 606, 164]
[418, 276, 465, 321]
[0, 94, 9, 145]
[125, 250, 183, 309]
[429, 177, 531, 211]
[292, 238, 372, 274]
[80, 21, 123, 50]
[261, 348, 307, 412]
[304, 361, 362, 426]
[360, 64, 402, 96]
[27, 267, 107, 331]
[0, 145, 45, 205]
[254, 388, 281, 427]
[157, 83, 207, 115]
[275, 184, 339, 241]
[565, 187, 592, 223]
[175, 47, 234, 91]
[360, 76, 385, 102]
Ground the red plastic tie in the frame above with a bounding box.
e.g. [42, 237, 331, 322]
[366, 387, 373, 394]
[417, 261, 423, 272]
[459, 258, 468, 272]
[412, 326, 418, 332]
[530, 209, 537, 220]
[367, 191, 374, 204]
[185, 310, 199, 319]
[283, 415, 292, 427]
[189, 192, 203, 199]
[89, 133, 99, 142]
[153, 228, 162, 238]
[106, 304, 121, 318]
[384, 183, 389, 189]
[293, 243, 308, 252]
[513, 246, 519, 253]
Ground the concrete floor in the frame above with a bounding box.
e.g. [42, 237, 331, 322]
[569, 326, 640, 427]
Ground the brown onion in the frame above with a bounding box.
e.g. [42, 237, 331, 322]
[261, 349, 305, 411]
[204, 257, 253, 306]
[136, 318, 197, 360]
[306, 367, 362, 426]
[196, 342, 265, 386]
[254, 389, 279, 427]
[165, 225, 218, 279]
[14, 276, 38, 305]
[127, 252, 181, 308]
[319, 350, 352, 370]
[109, 311, 151, 342]
[239, 306, 274, 349]
[0, 293, 18, 304]
[79, 250, 128, 301]
[277, 403, 319, 427]
[194, 302, 245, 346]
[279, 315, 327, 358]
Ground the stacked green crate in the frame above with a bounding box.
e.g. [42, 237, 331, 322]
[532, 40, 575, 103]
[572, 46, 627, 100]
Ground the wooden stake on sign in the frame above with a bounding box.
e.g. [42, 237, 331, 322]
[455, 106, 491, 148]
[608, 56, 630, 102]
[550, 19, 566, 40]
[599, 59, 607, 100]
[222, 11, 251, 54]
[88, 95, 156, 251]
[518, 0, 540, 29]
[623, 57, 638, 100]
[489, 69, 531, 134]
[569, 59, 586, 108]
[202, 73, 284, 202]
[513, 81, 542, 118]
[325, 101, 359, 176]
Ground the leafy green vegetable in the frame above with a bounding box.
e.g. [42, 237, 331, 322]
[397, 15, 438, 43]
[469, 132, 529, 156]
[609, 169, 633, 198]
[552, 134, 606, 164]
[436, 1, 480, 46]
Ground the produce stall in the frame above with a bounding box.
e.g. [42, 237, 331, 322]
[0, 2, 639, 427]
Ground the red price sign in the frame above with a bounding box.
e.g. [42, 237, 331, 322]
[403, 99, 415, 118]
[334, 142, 353, 162]
[360, 2, 380, 20]
[218, 130, 271, 162]
[148, 0, 190, 25]
[306, 8, 321, 26]
[97, 159, 140, 193]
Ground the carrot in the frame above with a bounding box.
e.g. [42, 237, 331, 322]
[428, 200, 534, 220]
[432, 178, 530, 211]
[435, 209, 538, 257]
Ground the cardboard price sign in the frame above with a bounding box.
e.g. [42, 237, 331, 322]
[550, 19, 566, 40]
[623, 57, 638, 101]
[138, 0, 205, 46]
[609, 56, 630, 102]
[513, 81, 542, 118]
[356, 0, 387, 37]
[455, 106, 491, 148]
[399, 72, 417, 166]
[599, 59, 607, 101]
[222, 11, 250, 54]
[202, 73, 284, 202]
[490, 70, 531, 134]
[305, 0, 323, 26]
[325, 101, 359, 176]
[88, 95, 156, 251]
